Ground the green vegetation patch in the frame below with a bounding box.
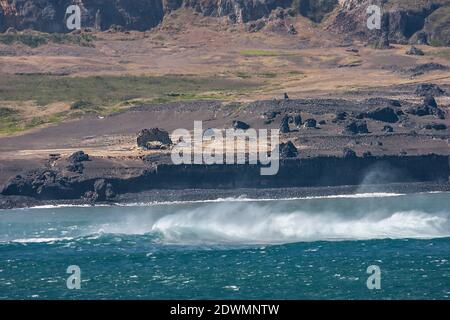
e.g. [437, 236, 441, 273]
[0, 74, 261, 106]
[240, 49, 284, 57]
[432, 49, 450, 60]
[0, 32, 96, 48]
[0, 74, 262, 134]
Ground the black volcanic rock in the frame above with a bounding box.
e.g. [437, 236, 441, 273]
[425, 123, 447, 131]
[68, 151, 89, 163]
[415, 84, 446, 97]
[366, 107, 399, 123]
[293, 114, 302, 127]
[406, 46, 424, 56]
[333, 112, 348, 123]
[66, 162, 84, 174]
[345, 120, 369, 134]
[279, 141, 298, 159]
[137, 128, 172, 150]
[0, 0, 340, 33]
[410, 96, 445, 119]
[406, 63, 448, 77]
[343, 147, 357, 159]
[303, 118, 317, 128]
[424, 95, 438, 109]
[232, 120, 250, 130]
[280, 115, 291, 133]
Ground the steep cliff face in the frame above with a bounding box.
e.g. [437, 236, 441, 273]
[2, 155, 449, 200]
[1, 0, 448, 46]
[329, 0, 450, 45]
[0, 0, 338, 32]
[0, 0, 166, 32]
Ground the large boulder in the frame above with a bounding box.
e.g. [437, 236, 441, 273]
[415, 84, 446, 97]
[293, 114, 302, 127]
[232, 120, 250, 130]
[332, 112, 348, 123]
[279, 115, 291, 133]
[68, 151, 89, 163]
[279, 141, 298, 159]
[409, 96, 445, 119]
[1, 169, 75, 199]
[343, 147, 357, 159]
[406, 46, 424, 56]
[303, 118, 317, 128]
[425, 123, 447, 131]
[366, 107, 399, 123]
[137, 128, 172, 150]
[93, 179, 116, 201]
[344, 120, 369, 134]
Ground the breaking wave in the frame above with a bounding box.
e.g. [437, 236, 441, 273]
[2, 192, 450, 245]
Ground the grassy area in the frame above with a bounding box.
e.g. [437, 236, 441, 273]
[240, 49, 284, 57]
[432, 49, 450, 61]
[0, 32, 96, 48]
[0, 74, 262, 135]
[0, 74, 260, 106]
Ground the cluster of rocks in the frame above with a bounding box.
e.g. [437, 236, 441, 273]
[137, 128, 172, 150]
[1, 169, 72, 199]
[363, 107, 399, 123]
[415, 84, 446, 97]
[406, 46, 424, 56]
[279, 141, 298, 159]
[406, 63, 448, 77]
[263, 110, 281, 124]
[424, 123, 447, 131]
[279, 114, 318, 133]
[408, 96, 445, 119]
[1, 150, 117, 202]
[344, 120, 369, 135]
[66, 151, 90, 173]
[84, 179, 116, 202]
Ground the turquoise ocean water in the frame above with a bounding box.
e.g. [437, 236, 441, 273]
[1, 192, 450, 299]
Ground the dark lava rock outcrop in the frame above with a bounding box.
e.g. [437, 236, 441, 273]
[343, 147, 357, 159]
[406, 63, 448, 77]
[232, 120, 250, 130]
[68, 150, 89, 163]
[279, 141, 298, 159]
[425, 123, 447, 130]
[365, 107, 399, 123]
[0, 0, 339, 32]
[409, 96, 445, 119]
[1, 169, 74, 199]
[406, 46, 424, 55]
[345, 120, 369, 134]
[303, 118, 317, 128]
[2, 0, 447, 47]
[66, 151, 89, 173]
[329, 0, 450, 47]
[415, 83, 446, 97]
[137, 128, 172, 150]
[280, 115, 291, 133]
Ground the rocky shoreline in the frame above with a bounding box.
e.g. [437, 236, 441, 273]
[2, 181, 450, 210]
[1, 152, 449, 209]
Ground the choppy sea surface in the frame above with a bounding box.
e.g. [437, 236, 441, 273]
[1, 192, 450, 299]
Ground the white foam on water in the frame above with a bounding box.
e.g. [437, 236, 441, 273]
[10, 237, 73, 244]
[146, 204, 450, 245]
[3, 192, 450, 245]
[18, 192, 406, 210]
